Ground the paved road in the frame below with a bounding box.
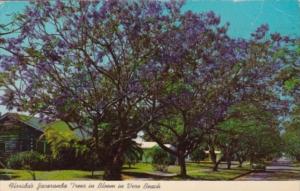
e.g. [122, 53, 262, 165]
[237, 157, 300, 180]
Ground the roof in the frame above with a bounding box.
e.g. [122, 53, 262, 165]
[139, 141, 158, 149]
[45, 120, 89, 140]
[0, 113, 45, 133]
[134, 139, 175, 150]
[204, 150, 221, 154]
[0, 113, 87, 139]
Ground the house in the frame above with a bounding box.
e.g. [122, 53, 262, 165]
[133, 131, 222, 163]
[133, 132, 176, 163]
[0, 113, 47, 161]
[135, 140, 175, 163]
[0, 113, 90, 161]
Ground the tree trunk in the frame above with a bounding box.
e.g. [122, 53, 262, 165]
[237, 155, 244, 168]
[90, 159, 95, 177]
[0, 160, 6, 168]
[27, 170, 36, 180]
[178, 155, 187, 178]
[103, 144, 125, 180]
[236, 153, 244, 167]
[250, 159, 253, 169]
[213, 159, 222, 171]
[226, 153, 232, 169]
[227, 160, 231, 169]
[103, 157, 123, 180]
[238, 160, 243, 167]
[209, 146, 217, 165]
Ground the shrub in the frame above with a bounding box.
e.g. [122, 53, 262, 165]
[251, 161, 266, 171]
[49, 145, 102, 170]
[151, 146, 175, 172]
[142, 149, 154, 163]
[6, 151, 49, 170]
[190, 147, 206, 162]
[124, 142, 143, 168]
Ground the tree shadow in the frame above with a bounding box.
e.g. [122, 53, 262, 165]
[122, 167, 138, 170]
[82, 174, 103, 180]
[0, 171, 20, 180]
[173, 174, 197, 180]
[122, 171, 177, 180]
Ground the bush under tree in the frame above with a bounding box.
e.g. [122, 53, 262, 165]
[151, 146, 176, 172]
[7, 151, 49, 171]
[190, 147, 207, 162]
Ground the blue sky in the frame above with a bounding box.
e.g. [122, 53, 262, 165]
[1, 0, 299, 38]
[183, 0, 300, 38]
[0, 0, 299, 114]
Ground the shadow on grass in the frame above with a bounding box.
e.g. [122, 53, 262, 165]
[122, 167, 138, 170]
[273, 172, 300, 179]
[173, 175, 197, 180]
[220, 168, 250, 172]
[122, 171, 181, 180]
[124, 171, 202, 180]
[82, 174, 103, 180]
[0, 171, 19, 180]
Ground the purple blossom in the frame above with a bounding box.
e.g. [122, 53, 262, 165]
[251, 24, 269, 40]
[271, 33, 282, 42]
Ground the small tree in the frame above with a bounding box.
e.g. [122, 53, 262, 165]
[124, 140, 143, 169]
[190, 147, 206, 162]
[215, 102, 282, 170]
[151, 146, 175, 172]
[283, 107, 300, 161]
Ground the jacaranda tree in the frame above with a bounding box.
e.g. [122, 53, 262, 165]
[205, 25, 292, 171]
[0, 0, 184, 180]
[146, 13, 291, 176]
[145, 10, 243, 177]
[0, 0, 294, 180]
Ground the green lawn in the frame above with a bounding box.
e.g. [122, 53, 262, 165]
[123, 162, 251, 180]
[292, 162, 300, 167]
[0, 162, 251, 180]
[0, 169, 104, 180]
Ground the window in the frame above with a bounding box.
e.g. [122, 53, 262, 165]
[0, 142, 5, 152]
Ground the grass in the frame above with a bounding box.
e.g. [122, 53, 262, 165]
[123, 161, 252, 180]
[0, 169, 104, 180]
[0, 162, 251, 180]
[292, 161, 300, 167]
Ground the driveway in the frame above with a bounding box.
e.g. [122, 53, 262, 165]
[237, 157, 300, 180]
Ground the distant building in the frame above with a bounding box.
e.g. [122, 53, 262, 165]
[133, 131, 222, 163]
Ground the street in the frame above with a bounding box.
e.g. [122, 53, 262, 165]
[237, 157, 300, 180]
